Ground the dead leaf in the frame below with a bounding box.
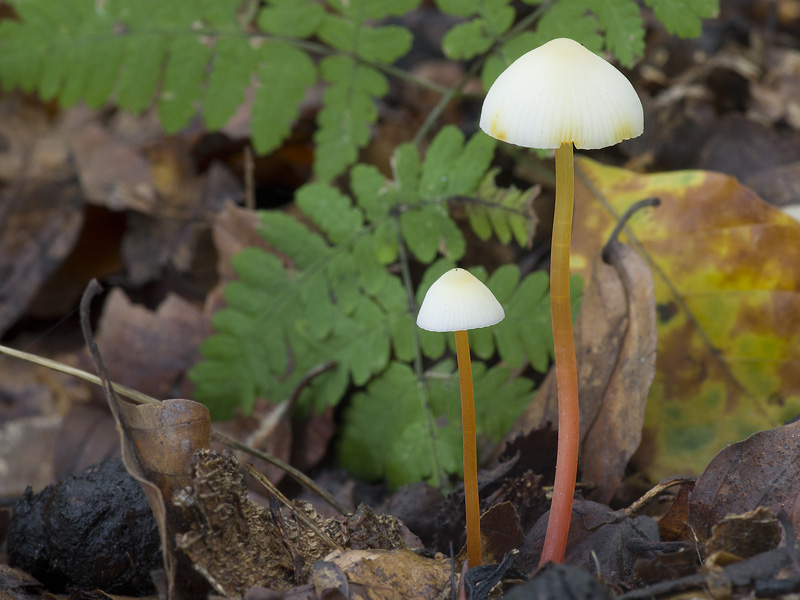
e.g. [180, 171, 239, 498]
[657, 482, 694, 542]
[94, 289, 210, 401]
[504, 241, 657, 503]
[519, 500, 660, 592]
[53, 403, 119, 480]
[476, 501, 524, 566]
[70, 121, 157, 212]
[698, 114, 800, 208]
[327, 548, 450, 600]
[0, 94, 72, 183]
[0, 187, 84, 335]
[502, 563, 615, 600]
[570, 157, 800, 480]
[688, 420, 800, 541]
[750, 47, 800, 129]
[705, 507, 781, 559]
[176, 449, 420, 596]
[174, 449, 299, 596]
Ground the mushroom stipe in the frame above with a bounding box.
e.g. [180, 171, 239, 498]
[417, 268, 505, 567]
[480, 38, 643, 565]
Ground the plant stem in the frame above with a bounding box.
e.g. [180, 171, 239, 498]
[455, 329, 481, 567]
[539, 142, 579, 565]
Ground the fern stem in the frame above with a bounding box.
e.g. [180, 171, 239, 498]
[539, 142, 579, 565]
[413, 59, 481, 147]
[455, 329, 481, 568]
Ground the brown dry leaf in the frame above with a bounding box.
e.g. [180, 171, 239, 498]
[698, 114, 800, 208]
[519, 500, 659, 591]
[176, 449, 418, 596]
[53, 403, 120, 480]
[0, 358, 62, 496]
[291, 405, 336, 472]
[115, 398, 213, 600]
[504, 241, 657, 503]
[70, 121, 157, 212]
[657, 482, 694, 542]
[0, 94, 72, 183]
[688, 420, 800, 541]
[94, 289, 210, 401]
[477, 501, 524, 566]
[704, 507, 781, 559]
[327, 548, 450, 600]
[0, 188, 84, 335]
[750, 47, 800, 129]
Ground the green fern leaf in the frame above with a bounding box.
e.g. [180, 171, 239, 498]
[435, 0, 480, 18]
[420, 126, 497, 200]
[593, 0, 645, 68]
[327, 0, 421, 20]
[0, 0, 319, 156]
[465, 168, 537, 247]
[314, 56, 387, 181]
[296, 183, 364, 244]
[158, 36, 213, 131]
[338, 361, 429, 483]
[203, 36, 256, 130]
[427, 359, 534, 442]
[251, 42, 317, 155]
[386, 421, 463, 487]
[644, 0, 719, 38]
[441, 1, 516, 60]
[531, 0, 603, 50]
[258, 0, 325, 38]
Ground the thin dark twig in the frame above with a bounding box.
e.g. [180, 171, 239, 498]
[79, 279, 122, 415]
[245, 463, 343, 552]
[602, 197, 660, 263]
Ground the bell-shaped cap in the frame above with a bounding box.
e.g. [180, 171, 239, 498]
[417, 268, 505, 332]
[480, 38, 643, 150]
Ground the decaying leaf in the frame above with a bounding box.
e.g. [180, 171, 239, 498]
[704, 507, 781, 559]
[570, 157, 800, 479]
[519, 500, 660, 592]
[505, 240, 656, 503]
[94, 288, 210, 401]
[502, 563, 615, 600]
[175, 449, 422, 597]
[0, 188, 84, 335]
[325, 549, 451, 600]
[688, 420, 800, 541]
[474, 501, 524, 566]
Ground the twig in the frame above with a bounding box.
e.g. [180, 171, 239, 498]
[0, 339, 347, 515]
[0, 342, 161, 406]
[244, 463, 343, 553]
[215, 429, 348, 515]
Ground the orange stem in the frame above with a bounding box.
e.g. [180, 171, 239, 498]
[455, 329, 481, 567]
[539, 142, 579, 565]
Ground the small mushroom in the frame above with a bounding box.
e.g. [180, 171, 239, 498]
[480, 38, 643, 565]
[417, 268, 505, 567]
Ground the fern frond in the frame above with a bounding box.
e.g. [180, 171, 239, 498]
[464, 168, 538, 247]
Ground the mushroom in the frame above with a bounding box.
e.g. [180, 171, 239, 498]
[417, 268, 505, 567]
[479, 38, 644, 565]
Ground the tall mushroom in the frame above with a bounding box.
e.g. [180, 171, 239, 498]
[479, 37, 644, 565]
[417, 268, 505, 567]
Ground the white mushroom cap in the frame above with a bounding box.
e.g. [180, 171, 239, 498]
[480, 38, 644, 150]
[417, 268, 505, 332]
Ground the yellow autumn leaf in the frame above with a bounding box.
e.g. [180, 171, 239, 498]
[571, 157, 800, 479]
